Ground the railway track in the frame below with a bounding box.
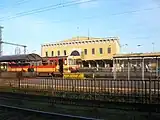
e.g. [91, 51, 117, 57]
[0, 92, 160, 120]
[0, 104, 98, 120]
[0, 92, 108, 119]
[1, 98, 160, 120]
[0, 91, 139, 110]
[0, 91, 159, 112]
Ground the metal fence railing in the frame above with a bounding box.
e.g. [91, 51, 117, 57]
[0, 77, 159, 104]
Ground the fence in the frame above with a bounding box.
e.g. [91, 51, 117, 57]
[0, 77, 159, 104]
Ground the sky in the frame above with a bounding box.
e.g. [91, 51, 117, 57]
[0, 0, 160, 55]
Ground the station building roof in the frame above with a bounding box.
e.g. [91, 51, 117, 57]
[42, 36, 120, 47]
[113, 52, 160, 59]
[0, 53, 42, 62]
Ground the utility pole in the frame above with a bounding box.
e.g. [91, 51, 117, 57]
[24, 46, 26, 54]
[152, 42, 155, 52]
[0, 26, 4, 56]
[137, 44, 142, 53]
[0, 26, 27, 56]
[77, 27, 79, 41]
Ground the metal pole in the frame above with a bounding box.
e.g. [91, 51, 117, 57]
[142, 57, 144, 81]
[0, 26, 4, 56]
[149, 76, 152, 104]
[156, 57, 159, 79]
[24, 46, 26, 54]
[128, 58, 130, 80]
[152, 42, 154, 52]
[113, 58, 116, 80]
[77, 27, 79, 41]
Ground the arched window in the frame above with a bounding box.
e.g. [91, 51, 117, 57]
[70, 50, 80, 56]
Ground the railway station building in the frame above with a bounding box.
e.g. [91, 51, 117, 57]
[41, 36, 120, 68]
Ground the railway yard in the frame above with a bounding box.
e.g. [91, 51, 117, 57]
[1, 0, 160, 118]
[0, 53, 160, 119]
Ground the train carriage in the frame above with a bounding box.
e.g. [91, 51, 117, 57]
[5, 55, 81, 77]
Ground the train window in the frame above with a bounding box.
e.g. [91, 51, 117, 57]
[64, 59, 67, 65]
[51, 60, 55, 65]
[30, 62, 34, 66]
[42, 62, 48, 66]
[38, 61, 42, 66]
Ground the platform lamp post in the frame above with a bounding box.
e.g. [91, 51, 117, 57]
[152, 42, 155, 53]
[77, 27, 79, 41]
[137, 44, 142, 53]
[121, 44, 128, 54]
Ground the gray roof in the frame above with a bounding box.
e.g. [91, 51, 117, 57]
[113, 52, 160, 59]
[0, 53, 42, 62]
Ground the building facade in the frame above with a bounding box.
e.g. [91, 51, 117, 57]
[41, 36, 120, 60]
[41, 37, 120, 68]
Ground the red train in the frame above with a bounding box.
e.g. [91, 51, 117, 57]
[6, 56, 81, 76]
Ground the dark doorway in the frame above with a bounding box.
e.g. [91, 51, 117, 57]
[58, 59, 63, 74]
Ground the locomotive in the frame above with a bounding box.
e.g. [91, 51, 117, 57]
[2, 56, 81, 77]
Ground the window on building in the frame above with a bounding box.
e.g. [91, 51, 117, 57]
[51, 51, 54, 56]
[92, 48, 95, 55]
[57, 50, 60, 56]
[99, 48, 103, 54]
[45, 51, 48, 57]
[108, 47, 111, 54]
[64, 50, 66, 56]
[84, 49, 87, 55]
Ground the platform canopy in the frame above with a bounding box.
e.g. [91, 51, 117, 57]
[0, 53, 42, 62]
[113, 52, 160, 59]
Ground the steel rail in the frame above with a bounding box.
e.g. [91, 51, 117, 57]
[0, 104, 99, 120]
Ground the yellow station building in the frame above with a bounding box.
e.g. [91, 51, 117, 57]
[41, 36, 120, 67]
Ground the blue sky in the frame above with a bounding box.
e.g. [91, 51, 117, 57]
[0, 0, 160, 55]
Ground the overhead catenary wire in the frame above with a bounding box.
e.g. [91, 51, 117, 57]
[0, 0, 31, 10]
[14, 0, 31, 5]
[0, 0, 99, 21]
[0, 0, 159, 24]
[0, 0, 32, 19]
[36, 5, 160, 24]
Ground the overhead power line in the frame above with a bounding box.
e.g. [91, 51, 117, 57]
[40, 5, 160, 24]
[0, 0, 31, 19]
[0, 0, 99, 21]
[13, 0, 31, 5]
[0, 0, 31, 10]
